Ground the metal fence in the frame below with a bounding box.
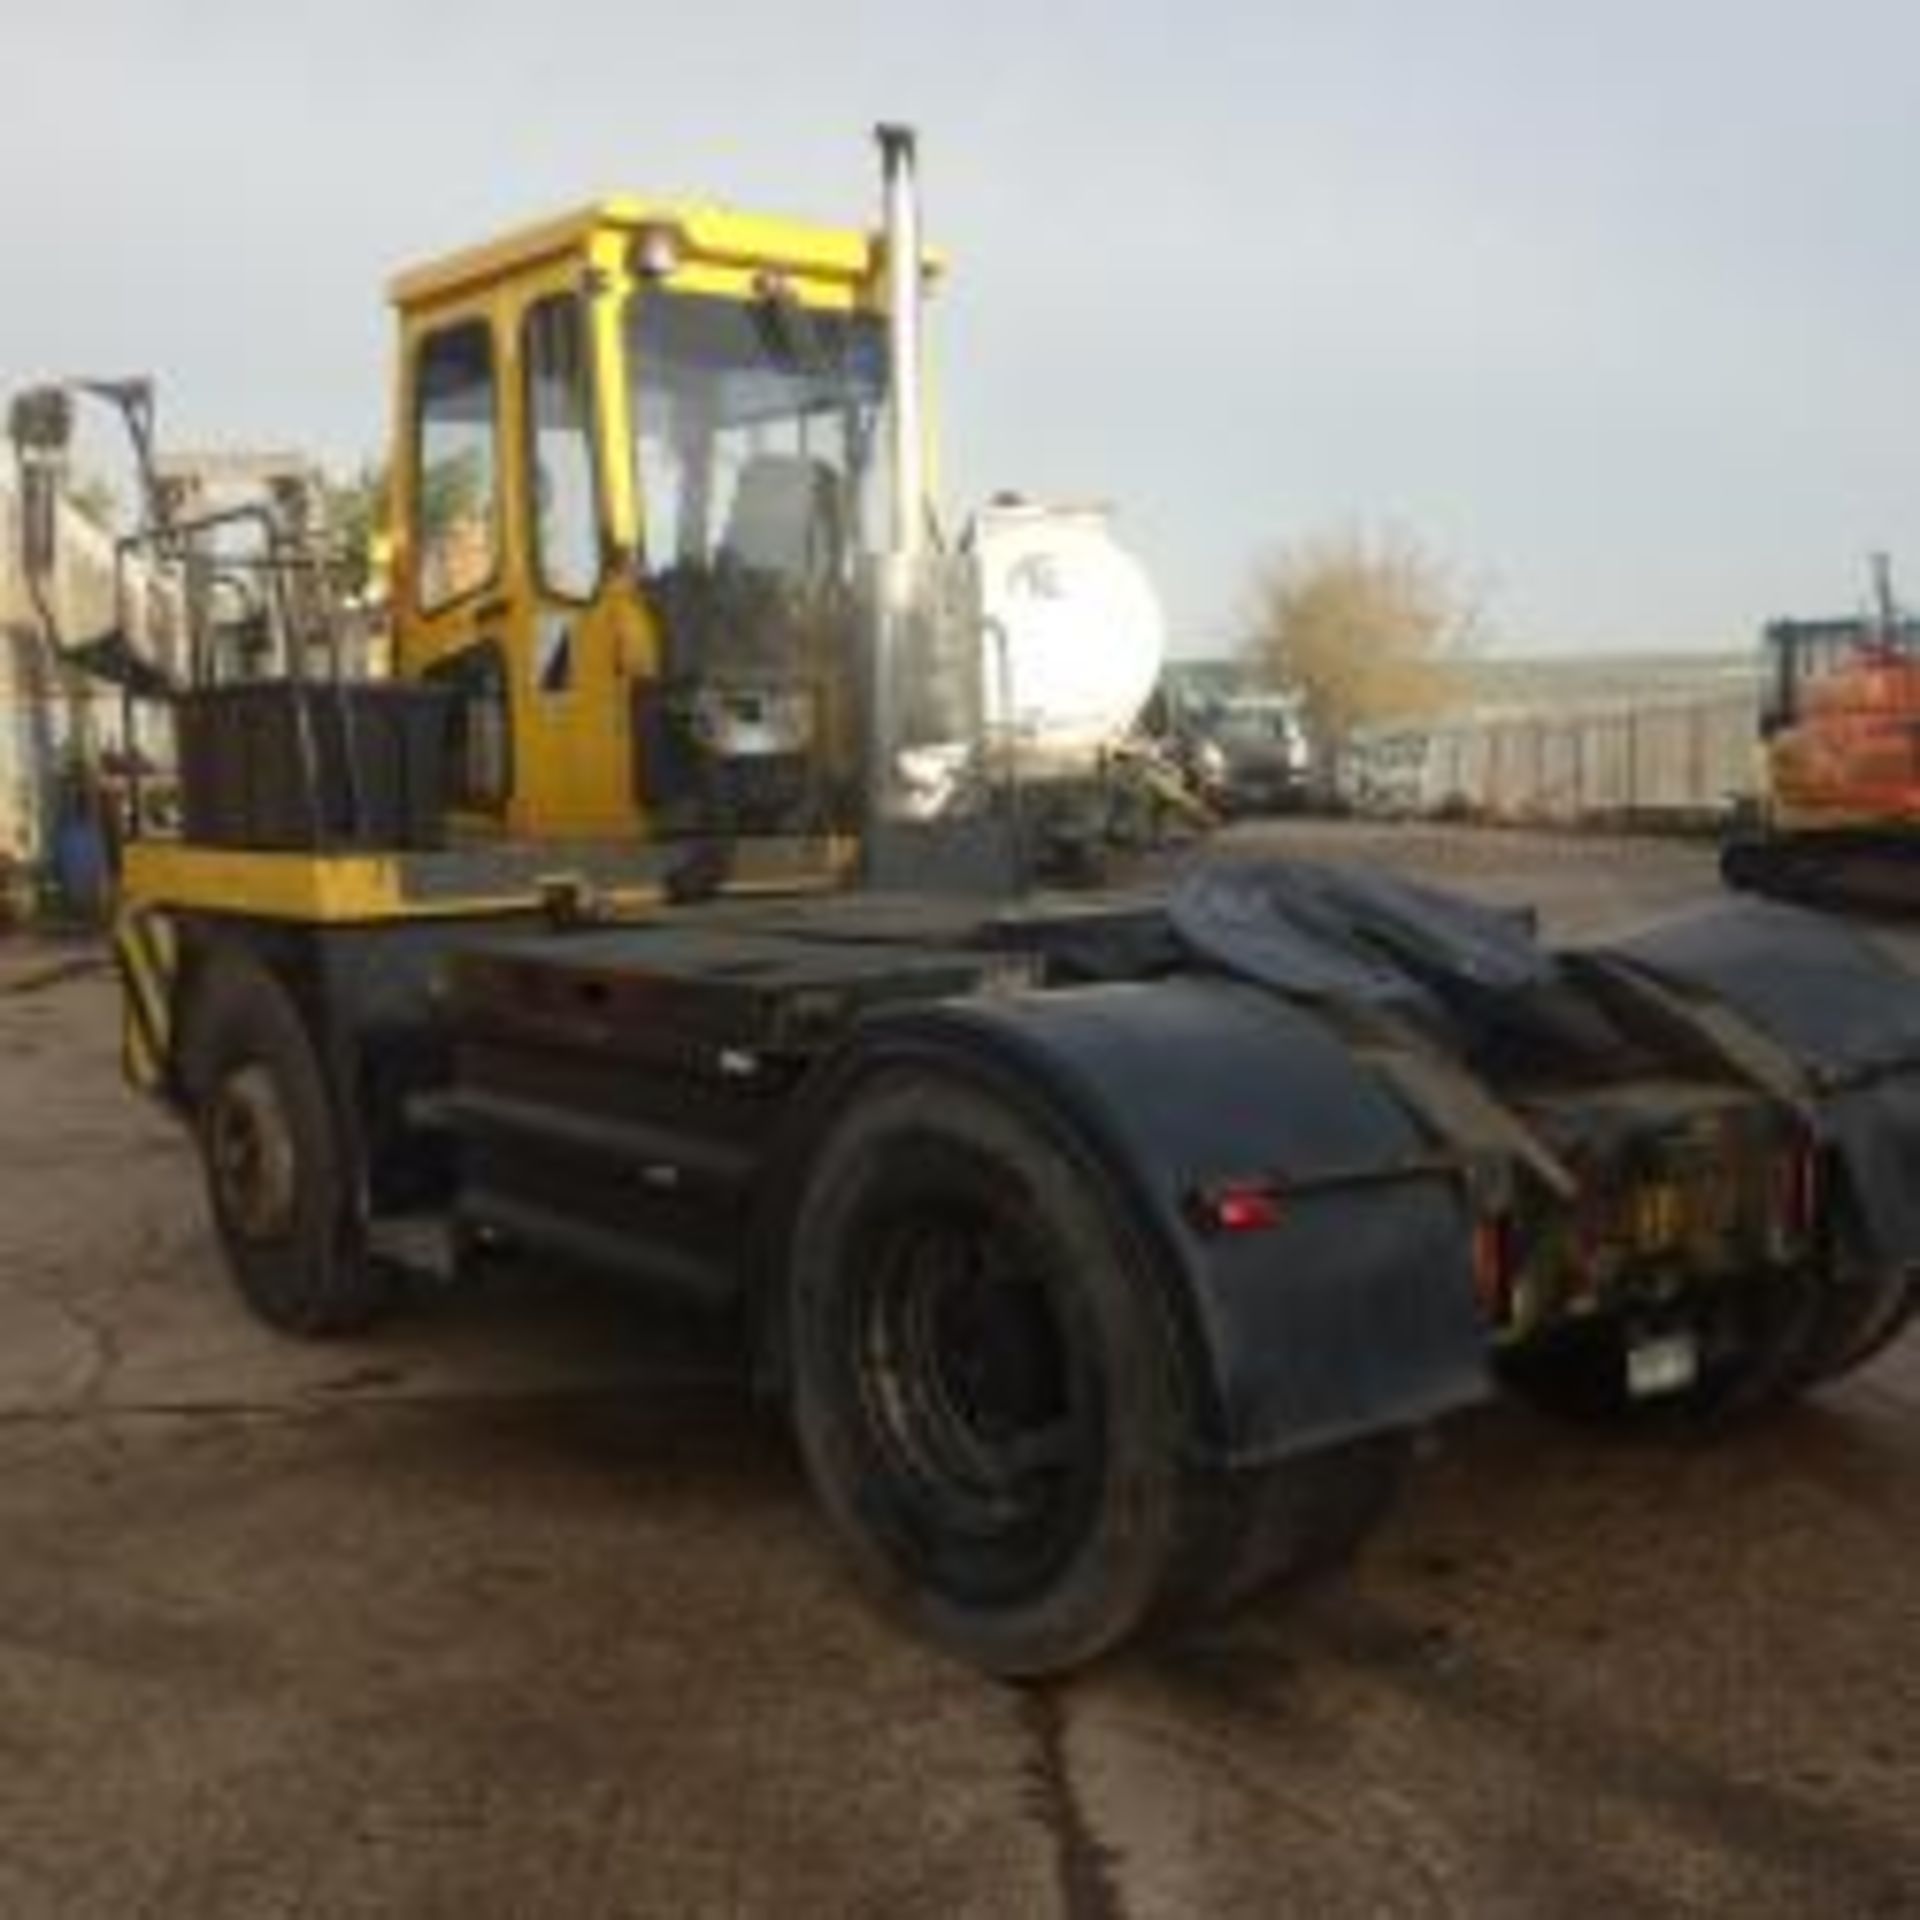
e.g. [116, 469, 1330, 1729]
[1347, 685, 1762, 829]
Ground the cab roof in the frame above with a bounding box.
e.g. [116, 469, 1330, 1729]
[387, 198, 887, 312]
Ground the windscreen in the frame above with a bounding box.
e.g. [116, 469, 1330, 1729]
[627, 289, 886, 585]
[620, 286, 891, 845]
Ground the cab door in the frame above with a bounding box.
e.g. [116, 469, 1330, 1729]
[395, 303, 517, 831]
[505, 267, 644, 839]
[395, 264, 648, 842]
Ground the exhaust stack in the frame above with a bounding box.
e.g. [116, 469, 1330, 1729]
[866, 122, 931, 834]
[861, 127, 1024, 891]
[876, 123, 927, 561]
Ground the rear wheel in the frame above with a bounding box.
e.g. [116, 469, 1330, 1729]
[1791, 1217, 1918, 1390]
[1837, 1279, 1919, 1373]
[785, 1069, 1405, 1674]
[1163, 1432, 1407, 1621]
[180, 951, 392, 1336]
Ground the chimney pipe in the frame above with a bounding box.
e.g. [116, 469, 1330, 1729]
[876, 123, 926, 561]
[866, 124, 930, 836]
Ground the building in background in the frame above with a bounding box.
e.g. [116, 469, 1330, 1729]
[0, 482, 180, 911]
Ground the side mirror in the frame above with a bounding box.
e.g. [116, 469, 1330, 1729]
[9, 386, 74, 583]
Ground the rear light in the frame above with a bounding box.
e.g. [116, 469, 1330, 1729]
[1187, 1178, 1286, 1235]
[1473, 1215, 1515, 1317]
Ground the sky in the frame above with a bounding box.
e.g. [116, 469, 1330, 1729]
[3, 0, 1919, 652]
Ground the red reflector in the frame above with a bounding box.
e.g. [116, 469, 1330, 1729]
[1472, 1217, 1513, 1317]
[1190, 1180, 1285, 1234]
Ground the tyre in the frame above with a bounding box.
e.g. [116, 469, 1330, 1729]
[1162, 1432, 1408, 1622]
[785, 1067, 1405, 1674]
[179, 950, 392, 1337]
[1500, 1271, 1824, 1428]
[1793, 1250, 1918, 1390]
[1836, 1278, 1919, 1374]
[1763, 1189, 1919, 1388]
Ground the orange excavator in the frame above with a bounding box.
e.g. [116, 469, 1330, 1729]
[1722, 554, 1920, 911]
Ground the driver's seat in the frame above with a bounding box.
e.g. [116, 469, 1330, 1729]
[719, 454, 844, 584]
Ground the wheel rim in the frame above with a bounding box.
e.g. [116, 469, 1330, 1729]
[842, 1175, 1105, 1604]
[206, 1062, 299, 1244]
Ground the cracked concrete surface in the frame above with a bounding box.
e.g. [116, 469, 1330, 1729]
[0, 827, 1915, 1917]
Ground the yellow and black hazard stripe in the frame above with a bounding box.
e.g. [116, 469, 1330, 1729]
[112, 903, 179, 1094]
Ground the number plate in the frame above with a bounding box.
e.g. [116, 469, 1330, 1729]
[1627, 1332, 1699, 1400]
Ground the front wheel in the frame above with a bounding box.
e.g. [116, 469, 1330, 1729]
[784, 1067, 1405, 1674]
[180, 950, 392, 1337]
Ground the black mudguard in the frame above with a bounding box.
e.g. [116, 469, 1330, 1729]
[1592, 900, 1920, 1266]
[839, 974, 1490, 1469]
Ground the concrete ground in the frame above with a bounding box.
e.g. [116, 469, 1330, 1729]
[0, 824, 1914, 1918]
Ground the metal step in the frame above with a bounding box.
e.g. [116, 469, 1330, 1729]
[456, 1188, 737, 1306]
[420, 1086, 759, 1191]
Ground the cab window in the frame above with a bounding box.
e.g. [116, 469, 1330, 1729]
[415, 321, 500, 612]
[524, 295, 601, 602]
[628, 289, 885, 586]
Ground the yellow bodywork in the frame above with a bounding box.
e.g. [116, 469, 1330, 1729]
[387, 197, 898, 845]
[121, 841, 637, 923]
[119, 836, 853, 924]
[123, 193, 926, 933]
[387, 199, 886, 313]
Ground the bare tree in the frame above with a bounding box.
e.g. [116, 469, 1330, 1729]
[1246, 528, 1476, 778]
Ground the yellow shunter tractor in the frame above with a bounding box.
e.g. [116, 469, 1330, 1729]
[11, 131, 1920, 1674]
